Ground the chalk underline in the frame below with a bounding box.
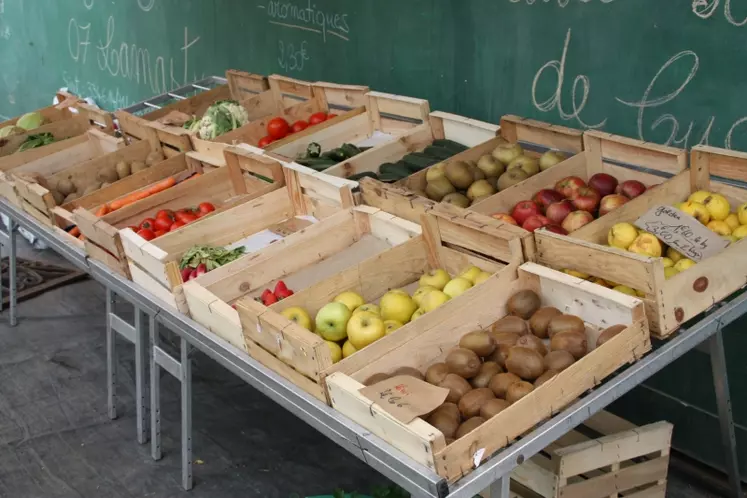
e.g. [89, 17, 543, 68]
[268, 20, 350, 41]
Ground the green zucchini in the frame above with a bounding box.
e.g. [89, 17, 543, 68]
[432, 139, 468, 153]
[297, 158, 338, 171]
[423, 145, 454, 160]
[402, 153, 438, 171]
[340, 143, 363, 158]
[321, 149, 347, 161]
[348, 171, 379, 181]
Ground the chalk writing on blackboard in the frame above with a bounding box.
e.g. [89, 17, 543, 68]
[258, 1, 350, 43]
[692, 0, 747, 27]
[278, 40, 310, 73]
[510, 0, 616, 6]
[634, 205, 729, 262]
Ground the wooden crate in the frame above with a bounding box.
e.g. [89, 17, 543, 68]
[114, 70, 269, 156]
[73, 151, 229, 277]
[2, 92, 115, 134]
[183, 202, 529, 402]
[191, 79, 371, 159]
[266, 91, 431, 166]
[0, 114, 101, 160]
[510, 411, 672, 498]
[326, 262, 651, 482]
[534, 143, 747, 338]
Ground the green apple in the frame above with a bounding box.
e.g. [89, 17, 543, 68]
[384, 319, 404, 334]
[326, 341, 343, 363]
[421, 290, 450, 312]
[353, 303, 380, 316]
[333, 291, 365, 311]
[281, 306, 314, 331]
[315, 302, 352, 342]
[347, 311, 386, 350]
[459, 265, 482, 283]
[443, 277, 473, 299]
[474, 271, 492, 285]
[412, 286, 437, 307]
[380, 290, 417, 324]
[419, 269, 451, 290]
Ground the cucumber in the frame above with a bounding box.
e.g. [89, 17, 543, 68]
[348, 171, 379, 181]
[432, 139, 468, 153]
[423, 145, 454, 160]
[402, 153, 438, 171]
[297, 158, 338, 171]
[321, 149, 347, 161]
[379, 162, 411, 180]
[340, 143, 363, 158]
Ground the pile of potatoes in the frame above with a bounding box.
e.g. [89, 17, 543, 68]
[363, 289, 626, 443]
[46, 150, 164, 206]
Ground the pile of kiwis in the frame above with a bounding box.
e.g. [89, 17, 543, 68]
[424, 142, 566, 209]
[363, 289, 626, 444]
[46, 150, 164, 206]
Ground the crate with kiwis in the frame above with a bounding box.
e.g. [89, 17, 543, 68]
[326, 262, 651, 482]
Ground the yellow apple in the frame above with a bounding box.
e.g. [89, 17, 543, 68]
[724, 235, 739, 244]
[458, 265, 482, 284]
[443, 277, 473, 299]
[608, 223, 639, 250]
[664, 267, 679, 279]
[733, 224, 747, 240]
[738, 203, 747, 225]
[384, 320, 403, 334]
[342, 340, 357, 358]
[380, 290, 417, 324]
[411, 308, 426, 320]
[725, 213, 740, 231]
[412, 286, 437, 307]
[666, 247, 684, 263]
[613, 285, 637, 296]
[347, 311, 386, 350]
[679, 201, 710, 224]
[421, 290, 450, 312]
[419, 269, 451, 290]
[688, 190, 711, 204]
[703, 193, 731, 221]
[628, 233, 663, 258]
[564, 269, 590, 279]
[635, 289, 646, 298]
[353, 303, 380, 316]
[661, 257, 674, 268]
[707, 220, 732, 236]
[281, 306, 314, 331]
[474, 271, 491, 285]
[674, 259, 696, 272]
[589, 277, 610, 288]
[333, 291, 365, 312]
[315, 302, 351, 342]
[326, 341, 343, 363]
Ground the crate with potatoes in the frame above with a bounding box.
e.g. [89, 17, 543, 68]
[183, 203, 528, 402]
[326, 262, 651, 481]
[534, 144, 747, 338]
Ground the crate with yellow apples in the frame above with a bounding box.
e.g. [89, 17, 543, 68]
[326, 262, 650, 482]
[534, 144, 747, 338]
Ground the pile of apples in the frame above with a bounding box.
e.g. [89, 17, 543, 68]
[279, 266, 491, 364]
[492, 173, 648, 233]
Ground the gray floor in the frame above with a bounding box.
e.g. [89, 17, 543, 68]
[0, 242, 724, 498]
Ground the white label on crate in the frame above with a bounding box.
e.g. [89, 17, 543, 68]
[355, 130, 394, 148]
[473, 448, 486, 468]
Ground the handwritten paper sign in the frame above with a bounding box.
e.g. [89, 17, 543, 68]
[359, 375, 449, 424]
[634, 205, 729, 262]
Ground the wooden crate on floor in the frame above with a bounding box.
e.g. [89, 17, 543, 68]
[115, 70, 270, 156]
[326, 262, 651, 482]
[534, 144, 747, 338]
[511, 411, 672, 498]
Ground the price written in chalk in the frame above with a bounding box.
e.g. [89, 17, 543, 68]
[634, 204, 729, 262]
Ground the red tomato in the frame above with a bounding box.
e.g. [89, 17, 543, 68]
[198, 202, 216, 215]
[267, 117, 291, 140]
[137, 228, 156, 241]
[156, 209, 175, 221]
[154, 217, 172, 232]
[170, 221, 186, 232]
[309, 112, 328, 125]
[258, 135, 274, 148]
[326, 113, 338, 119]
[154, 230, 167, 238]
[179, 212, 199, 224]
[291, 120, 309, 133]
[140, 218, 157, 231]
[127, 226, 139, 232]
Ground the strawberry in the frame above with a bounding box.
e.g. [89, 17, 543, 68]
[261, 289, 278, 306]
[276, 288, 294, 299]
[274, 280, 289, 295]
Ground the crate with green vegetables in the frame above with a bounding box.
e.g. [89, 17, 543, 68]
[294, 142, 371, 171]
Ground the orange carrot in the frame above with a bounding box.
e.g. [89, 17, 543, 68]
[69, 226, 81, 237]
[106, 177, 177, 212]
[95, 205, 110, 217]
[146, 177, 176, 195]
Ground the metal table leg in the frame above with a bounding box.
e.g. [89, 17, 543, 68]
[135, 308, 148, 445]
[150, 315, 162, 461]
[709, 330, 742, 498]
[181, 337, 193, 491]
[488, 476, 510, 498]
[106, 289, 118, 420]
[8, 218, 16, 326]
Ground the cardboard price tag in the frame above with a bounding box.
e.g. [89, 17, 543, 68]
[359, 375, 449, 424]
[634, 205, 729, 262]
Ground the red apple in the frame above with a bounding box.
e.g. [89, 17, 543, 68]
[533, 189, 565, 211]
[492, 213, 518, 225]
[598, 194, 629, 217]
[545, 200, 574, 224]
[588, 173, 619, 197]
[542, 224, 568, 235]
[555, 176, 587, 198]
[570, 187, 602, 213]
[617, 180, 647, 199]
[562, 210, 595, 233]
[522, 214, 551, 232]
[511, 201, 542, 226]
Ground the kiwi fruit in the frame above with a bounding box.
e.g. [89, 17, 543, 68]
[497, 168, 529, 191]
[507, 290, 541, 319]
[480, 398, 511, 419]
[459, 331, 496, 357]
[470, 361, 503, 389]
[486, 344, 512, 369]
[488, 372, 521, 398]
[130, 160, 148, 173]
[115, 161, 131, 179]
[455, 416, 486, 439]
[426, 177, 456, 202]
[489, 331, 521, 348]
[535, 369, 560, 388]
[445, 161, 474, 190]
[551, 331, 588, 360]
[547, 314, 586, 338]
[529, 307, 562, 339]
[543, 350, 575, 372]
[56, 178, 75, 197]
[491, 316, 530, 336]
[506, 381, 535, 403]
[458, 388, 495, 418]
[505, 347, 545, 380]
[597, 324, 626, 348]
[392, 366, 425, 381]
[439, 374, 472, 404]
[425, 363, 450, 385]
[432, 402, 461, 422]
[63, 192, 81, 204]
[515, 334, 548, 356]
[97, 165, 119, 184]
[427, 407, 460, 439]
[145, 151, 164, 166]
[50, 189, 65, 206]
[442, 192, 470, 208]
[364, 373, 390, 386]
[445, 348, 482, 379]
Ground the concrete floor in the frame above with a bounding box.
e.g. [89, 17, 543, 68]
[0, 242, 725, 498]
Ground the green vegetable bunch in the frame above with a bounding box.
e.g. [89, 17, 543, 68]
[179, 244, 246, 271]
[16, 133, 56, 153]
[185, 100, 250, 140]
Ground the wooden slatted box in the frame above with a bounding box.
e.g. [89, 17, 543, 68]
[326, 262, 651, 483]
[534, 143, 747, 338]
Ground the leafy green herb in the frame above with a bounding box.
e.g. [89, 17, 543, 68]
[16, 132, 55, 153]
[179, 245, 246, 271]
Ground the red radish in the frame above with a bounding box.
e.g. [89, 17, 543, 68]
[181, 267, 192, 282]
[195, 263, 208, 278]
